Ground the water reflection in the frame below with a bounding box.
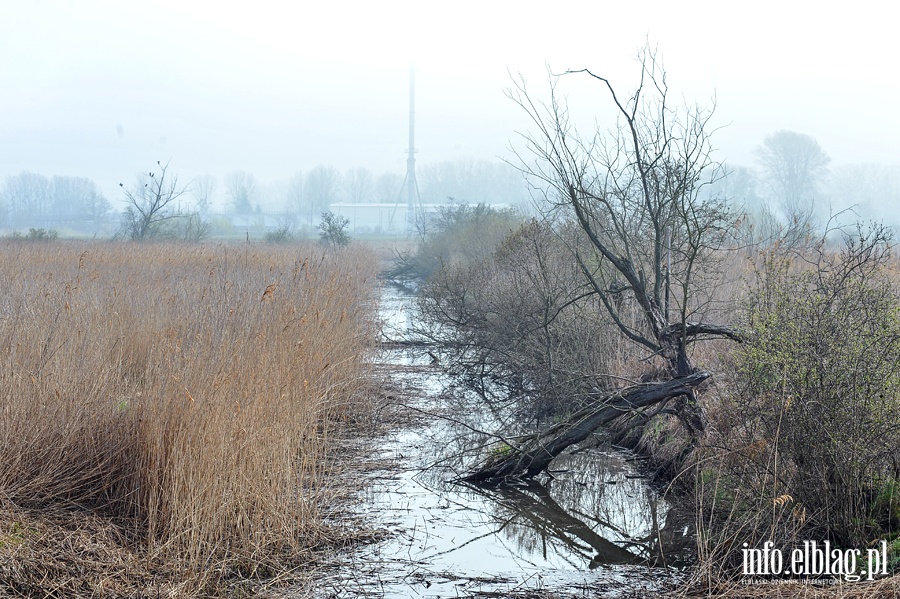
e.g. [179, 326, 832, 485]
[335, 286, 692, 595]
[467, 480, 644, 567]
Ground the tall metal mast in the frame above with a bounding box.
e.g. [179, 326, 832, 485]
[405, 65, 419, 234]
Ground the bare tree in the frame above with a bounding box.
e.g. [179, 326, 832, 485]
[225, 171, 258, 214]
[119, 160, 190, 240]
[305, 165, 341, 210]
[466, 45, 740, 482]
[192, 174, 216, 217]
[419, 159, 529, 205]
[512, 47, 737, 381]
[284, 171, 305, 214]
[829, 162, 900, 223]
[343, 167, 373, 204]
[1, 172, 52, 226]
[374, 172, 403, 204]
[51, 176, 110, 220]
[756, 130, 830, 245]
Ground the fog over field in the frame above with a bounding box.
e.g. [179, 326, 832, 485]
[5, 4, 900, 595]
[1, 1, 898, 219]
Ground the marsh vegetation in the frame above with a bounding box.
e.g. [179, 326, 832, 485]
[3, 30, 900, 599]
[0, 242, 378, 596]
[386, 47, 900, 596]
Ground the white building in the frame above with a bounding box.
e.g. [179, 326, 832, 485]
[328, 202, 451, 234]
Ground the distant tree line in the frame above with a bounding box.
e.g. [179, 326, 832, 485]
[270, 160, 529, 226]
[0, 172, 112, 231]
[217, 161, 531, 235]
[724, 130, 900, 247]
[0, 159, 532, 240]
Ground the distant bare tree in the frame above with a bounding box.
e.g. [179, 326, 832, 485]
[343, 167, 373, 203]
[0, 173, 112, 233]
[192, 174, 216, 217]
[713, 166, 782, 250]
[756, 130, 830, 245]
[305, 165, 341, 214]
[830, 163, 900, 223]
[284, 171, 305, 214]
[1, 172, 52, 225]
[50, 176, 110, 220]
[419, 160, 478, 203]
[119, 160, 190, 240]
[419, 159, 528, 205]
[374, 172, 403, 204]
[225, 171, 258, 214]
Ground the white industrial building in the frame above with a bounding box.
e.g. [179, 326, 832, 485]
[328, 203, 448, 234]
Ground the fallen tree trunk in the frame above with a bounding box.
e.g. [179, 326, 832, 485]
[462, 370, 710, 485]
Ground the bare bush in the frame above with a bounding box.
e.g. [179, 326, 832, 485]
[389, 202, 522, 285]
[419, 219, 646, 420]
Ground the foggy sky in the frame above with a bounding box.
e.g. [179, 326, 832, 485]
[2, 0, 897, 209]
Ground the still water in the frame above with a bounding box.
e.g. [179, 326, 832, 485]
[314, 287, 692, 597]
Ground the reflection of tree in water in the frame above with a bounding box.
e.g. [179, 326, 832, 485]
[386, 291, 692, 571]
[472, 456, 692, 569]
[548, 450, 658, 545]
[411, 394, 693, 569]
[412, 386, 522, 478]
[487, 481, 643, 567]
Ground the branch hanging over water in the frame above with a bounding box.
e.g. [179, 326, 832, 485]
[462, 371, 710, 485]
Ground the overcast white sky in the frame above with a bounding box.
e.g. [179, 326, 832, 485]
[1, 0, 897, 206]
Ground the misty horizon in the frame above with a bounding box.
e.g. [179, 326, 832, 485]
[2, 1, 898, 227]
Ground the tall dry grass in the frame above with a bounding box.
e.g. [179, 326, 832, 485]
[0, 241, 377, 589]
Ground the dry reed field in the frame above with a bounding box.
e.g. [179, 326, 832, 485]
[0, 241, 379, 597]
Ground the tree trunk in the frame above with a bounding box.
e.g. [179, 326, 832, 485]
[462, 370, 710, 485]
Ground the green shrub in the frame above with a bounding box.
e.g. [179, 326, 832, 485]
[265, 225, 294, 244]
[707, 225, 900, 564]
[318, 211, 350, 249]
[4, 228, 59, 241]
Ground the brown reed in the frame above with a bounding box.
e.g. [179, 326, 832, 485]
[0, 241, 379, 595]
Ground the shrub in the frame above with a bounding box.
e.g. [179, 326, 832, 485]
[265, 224, 295, 243]
[4, 228, 59, 241]
[27, 227, 59, 241]
[388, 202, 522, 284]
[418, 218, 639, 419]
[318, 210, 350, 248]
[696, 225, 900, 576]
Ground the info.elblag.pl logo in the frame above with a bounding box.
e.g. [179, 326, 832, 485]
[742, 540, 889, 582]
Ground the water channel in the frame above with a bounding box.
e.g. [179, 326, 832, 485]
[314, 287, 693, 597]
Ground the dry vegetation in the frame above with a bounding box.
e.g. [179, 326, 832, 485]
[0, 241, 379, 597]
[409, 207, 900, 595]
